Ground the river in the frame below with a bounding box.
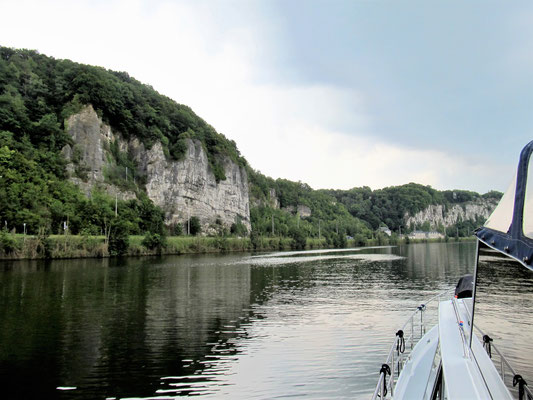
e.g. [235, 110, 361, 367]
[0, 242, 532, 399]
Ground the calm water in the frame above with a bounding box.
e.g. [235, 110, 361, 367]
[1, 242, 532, 399]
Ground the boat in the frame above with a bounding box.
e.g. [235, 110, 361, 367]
[372, 140, 533, 400]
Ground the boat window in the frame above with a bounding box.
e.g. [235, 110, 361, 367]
[485, 172, 516, 234]
[524, 158, 533, 239]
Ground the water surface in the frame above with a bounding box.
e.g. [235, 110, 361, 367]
[0, 242, 532, 399]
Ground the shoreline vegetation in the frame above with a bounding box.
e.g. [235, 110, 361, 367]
[0, 232, 475, 261]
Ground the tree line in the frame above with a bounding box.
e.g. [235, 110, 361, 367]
[0, 46, 502, 256]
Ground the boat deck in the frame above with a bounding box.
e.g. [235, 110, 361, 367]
[372, 294, 530, 399]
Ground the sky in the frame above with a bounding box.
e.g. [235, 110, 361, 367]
[1, 0, 532, 193]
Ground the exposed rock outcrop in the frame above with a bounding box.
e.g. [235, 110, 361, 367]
[62, 105, 250, 233]
[281, 204, 312, 218]
[403, 199, 498, 230]
[269, 189, 280, 209]
[62, 106, 136, 201]
[130, 138, 250, 232]
[297, 205, 312, 218]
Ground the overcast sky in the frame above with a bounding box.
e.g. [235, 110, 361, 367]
[1, 0, 532, 193]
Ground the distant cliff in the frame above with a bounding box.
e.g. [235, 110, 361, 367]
[323, 184, 501, 237]
[63, 105, 250, 233]
[403, 199, 498, 231]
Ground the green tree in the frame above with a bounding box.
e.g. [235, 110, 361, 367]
[108, 218, 129, 256]
[289, 227, 307, 250]
[142, 231, 166, 253]
[186, 216, 201, 236]
[230, 220, 248, 237]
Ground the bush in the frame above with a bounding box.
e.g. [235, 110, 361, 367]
[230, 221, 248, 237]
[142, 231, 167, 252]
[169, 222, 183, 236]
[353, 234, 367, 247]
[333, 231, 347, 249]
[250, 229, 261, 250]
[185, 216, 201, 236]
[289, 227, 307, 250]
[0, 229, 17, 254]
[108, 219, 129, 256]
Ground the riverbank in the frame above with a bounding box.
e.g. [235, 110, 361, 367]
[0, 234, 323, 260]
[0, 233, 475, 260]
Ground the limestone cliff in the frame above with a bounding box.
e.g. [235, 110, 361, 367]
[403, 199, 498, 230]
[62, 105, 250, 233]
[129, 138, 250, 232]
[62, 105, 137, 201]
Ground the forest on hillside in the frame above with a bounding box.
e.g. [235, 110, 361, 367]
[0, 46, 244, 241]
[248, 171, 501, 244]
[0, 46, 501, 256]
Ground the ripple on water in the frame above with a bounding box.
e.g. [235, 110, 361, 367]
[239, 253, 404, 266]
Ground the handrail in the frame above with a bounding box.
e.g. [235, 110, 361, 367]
[462, 300, 533, 399]
[473, 324, 533, 400]
[371, 290, 533, 400]
[451, 296, 471, 359]
[370, 289, 452, 400]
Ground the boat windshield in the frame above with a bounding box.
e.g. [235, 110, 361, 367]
[476, 140, 533, 270]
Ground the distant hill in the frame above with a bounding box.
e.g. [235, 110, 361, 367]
[247, 175, 501, 242]
[0, 46, 501, 244]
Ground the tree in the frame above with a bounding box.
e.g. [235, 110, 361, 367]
[142, 231, 166, 253]
[187, 216, 201, 236]
[333, 231, 347, 248]
[230, 221, 248, 237]
[289, 227, 307, 250]
[108, 218, 129, 256]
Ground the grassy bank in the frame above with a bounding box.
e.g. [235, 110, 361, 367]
[0, 232, 474, 260]
[0, 233, 332, 260]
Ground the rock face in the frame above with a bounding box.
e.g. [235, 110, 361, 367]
[403, 199, 498, 230]
[62, 106, 136, 200]
[281, 204, 312, 218]
[62, 105, 250, 232]
[65, 106, 113, 182]
[130, 139, 250, 232]
[297, 205, 312, 218]
[269, 189, 280, 209]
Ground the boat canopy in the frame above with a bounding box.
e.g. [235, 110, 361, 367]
[476, 140, 533, 270]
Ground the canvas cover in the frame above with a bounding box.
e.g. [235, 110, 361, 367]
[475, 140, 533, 271]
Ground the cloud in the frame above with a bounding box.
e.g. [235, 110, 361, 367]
[241, 120, 511, 193]
[0, 0, 513, 193]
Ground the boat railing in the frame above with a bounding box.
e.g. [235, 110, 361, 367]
[473, 325, 533, 400]
[371, 289, 452, 400]
[371, 290, 533, 400]
[460, 298, 533, 400]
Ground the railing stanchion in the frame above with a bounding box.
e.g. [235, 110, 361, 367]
[391, 349, 395, 397]
[411, 315, 414, 349]
[420, 307, 423, 337]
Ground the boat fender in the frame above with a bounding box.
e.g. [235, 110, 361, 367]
[513, 374, 528, 400]
[379, 364, 391, 397]
[396, 330, 405, 354]
[482, 334, 493, 358]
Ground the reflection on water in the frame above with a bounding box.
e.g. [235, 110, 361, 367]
[0, 242, 532, 399]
